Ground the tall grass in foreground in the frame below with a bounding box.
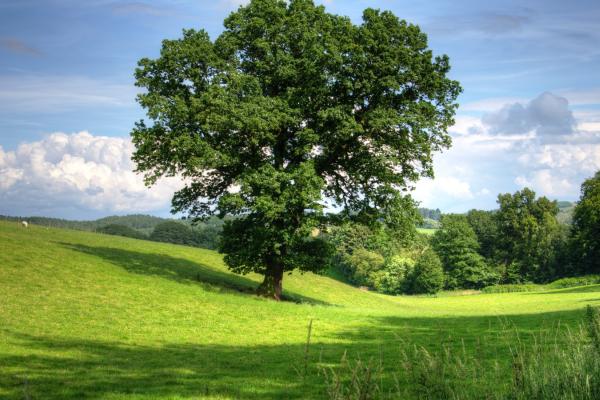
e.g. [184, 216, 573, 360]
[508, 305, 600, 400]
[320, 306, 600, 400]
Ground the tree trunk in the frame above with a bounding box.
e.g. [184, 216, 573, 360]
[257, 261, 284, 301]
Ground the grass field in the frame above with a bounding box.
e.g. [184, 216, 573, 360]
[1, 220, 599, 399]
[416, 227, 437, 236]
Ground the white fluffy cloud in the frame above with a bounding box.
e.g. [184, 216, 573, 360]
[413, 174, 474, 210]
[514, 142, 600, 197]
[514, 170, 574, 198]
[0, 132, 181, 218]
[414, 91, 600, 209]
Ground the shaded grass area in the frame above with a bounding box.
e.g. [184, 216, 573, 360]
[0, 311, 586, 399]
[59, 243, 329, 305]
[1, 221, 599, 399]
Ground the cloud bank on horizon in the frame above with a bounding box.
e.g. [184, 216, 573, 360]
[0, 0, 599, 218]
[0, 132, 180, 219]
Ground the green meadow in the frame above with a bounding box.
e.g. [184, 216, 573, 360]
[1, 220, 599, 399]
[415, 227, 437, 236]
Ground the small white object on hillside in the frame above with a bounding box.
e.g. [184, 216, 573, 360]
[21, 221, 28, 228]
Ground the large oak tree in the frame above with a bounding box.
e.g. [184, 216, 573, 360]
[131, 0, 461, 299]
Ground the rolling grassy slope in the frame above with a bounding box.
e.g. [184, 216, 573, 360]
[1, 221, 599, 399]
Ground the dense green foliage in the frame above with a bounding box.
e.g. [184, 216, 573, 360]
[418, 207, 442, 221]
[571, 171, 600, 274]
[192, 218, 225, 250]
[466, 209, 497, 259]
[1, 221, 599, 399]
[94, 214, 168, 235]
[326, 222, 432, 293]
[494, 188, 561, 282]
[547, 274, 600, 289]
[347, 248, 386, 287]
[461, 188, 578, 286]
[149, 220, 197, 246]
[131, 0, 460, 298]
[371, 255, 415, 295]
[97, 224, 148, 240]
[408, 249, 444, 294]
[432, 214, 498, 289]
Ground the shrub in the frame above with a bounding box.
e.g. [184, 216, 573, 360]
[408, 250, 444, 295]
[484, 275, 600, 293]
[499, 261, 525, 284]
[482, 284, 544, 294]
[371, 256, 415, 295]
[446, 253, 500, 290]
[347, 249, 385, 287]
[547, 275, 600, 289]
[326, 223, 401, 285]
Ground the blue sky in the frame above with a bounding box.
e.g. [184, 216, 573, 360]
[1, 0, 599, 219]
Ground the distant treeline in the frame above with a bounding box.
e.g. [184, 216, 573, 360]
[418, 207, 442, 221]
[417, 207, 442, 229]
[0, 214, 224, 250]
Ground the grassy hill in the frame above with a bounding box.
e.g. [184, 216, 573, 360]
[1, 220, 598, 399]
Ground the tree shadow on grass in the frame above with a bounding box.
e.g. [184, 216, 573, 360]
[0, 331, 321, 399]
[58, 243, 330, 306]
[0, 308, 594, 400]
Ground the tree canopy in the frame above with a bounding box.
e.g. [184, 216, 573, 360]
[572, 171, 600, 274]
[150, 221, 196, 246]
[432, 214, 497, 289]
[494, 188, 561, 282]
[131, 0, 461, 299]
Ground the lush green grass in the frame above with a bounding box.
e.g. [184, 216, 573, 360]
[483, 276, 600, 293]
[1, 221, 599, 399]
[416, 227, 437, 235]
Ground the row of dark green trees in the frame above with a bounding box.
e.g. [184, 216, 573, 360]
[326, 171, 600, 294]
[98, 218, 223, 250]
